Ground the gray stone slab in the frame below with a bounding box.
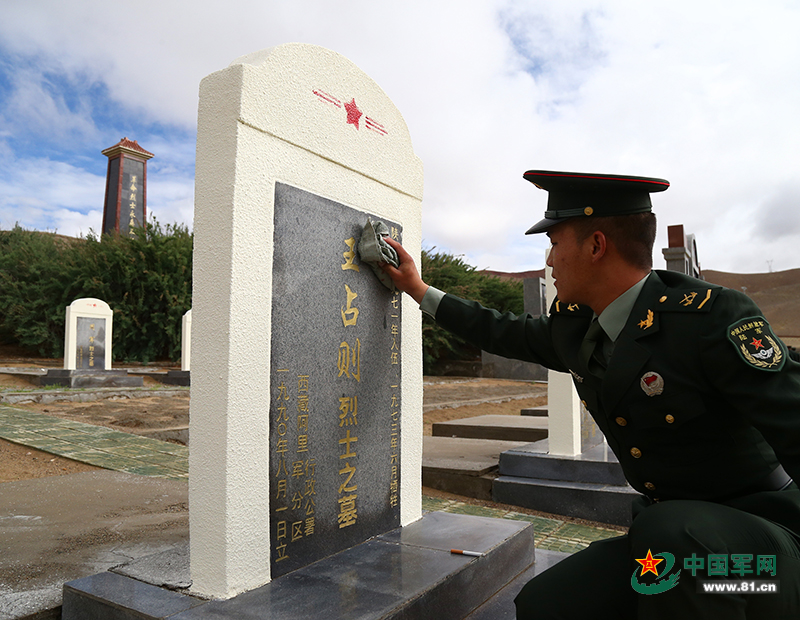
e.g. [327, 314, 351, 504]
[63, 512, 536, 620]
[163, 370, 190, 386]
[493, 475, 637, 526]
[498, 439, 627, 485]
[423, 436, 528, 476]
[464, 549, 570, 620]
[432, 414, 548, 443]
[112, 542, 191, 589]
[40, 369, 143, 388]
[520, 406, 547, 416]
[0, 367, 47, 376]
[480, 351, 547, 382]
[63, 571, 203, 620]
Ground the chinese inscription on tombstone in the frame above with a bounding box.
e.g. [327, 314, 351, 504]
[269, 184, 402, 576]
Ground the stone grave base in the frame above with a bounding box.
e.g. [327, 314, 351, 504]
[161, 370, 191, 386]
[494, 439, 637, 527]
[62, 511, 535, 620]
[41, 369, 144, 388]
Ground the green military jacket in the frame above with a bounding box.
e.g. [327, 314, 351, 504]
[435, 270, 800, 505]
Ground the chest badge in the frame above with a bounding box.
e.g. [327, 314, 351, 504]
[640, 371, 664, 396]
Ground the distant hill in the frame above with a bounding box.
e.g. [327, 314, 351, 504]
[480, 267, 800, 341]
[703, 269, 800, 340]
[479, 269, 545, 282]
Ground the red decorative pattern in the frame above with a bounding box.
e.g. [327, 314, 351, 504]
[312, 89, 388, 136]
[344, 99, 362, 129]
[365, 117, 387, 136]
[313, 89, 342, 108]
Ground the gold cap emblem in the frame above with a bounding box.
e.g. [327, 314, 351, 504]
[584, 207, 594, 216]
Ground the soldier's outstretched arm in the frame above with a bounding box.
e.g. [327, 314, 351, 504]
[380, 237, 429, 304]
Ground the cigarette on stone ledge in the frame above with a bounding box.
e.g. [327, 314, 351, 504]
[450, 549, 483, 557]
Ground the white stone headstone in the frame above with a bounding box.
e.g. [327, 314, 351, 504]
[190, 43, 424, 599]
[543, 253, 603, 456]
[180, 309, 191, 372]
[63, 298, 113, 371]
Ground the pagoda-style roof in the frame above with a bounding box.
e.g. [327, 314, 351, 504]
[101, 137, 154, 160]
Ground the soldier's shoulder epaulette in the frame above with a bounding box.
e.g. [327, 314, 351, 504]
[654, 285, 721, 313]
[549, 299, 594, 316]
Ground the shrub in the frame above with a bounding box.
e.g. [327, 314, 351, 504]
[0, 221, 193, 363]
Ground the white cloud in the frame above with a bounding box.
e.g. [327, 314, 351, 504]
[0, 156, 105, 234]
[1, 0, 799, 272]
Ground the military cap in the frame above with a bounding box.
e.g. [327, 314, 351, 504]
[523, 170, 670, 234]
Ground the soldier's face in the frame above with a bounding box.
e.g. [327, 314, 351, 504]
[545, 222, 593, 304]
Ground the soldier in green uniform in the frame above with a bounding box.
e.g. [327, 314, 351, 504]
[380, 170, 800, 619]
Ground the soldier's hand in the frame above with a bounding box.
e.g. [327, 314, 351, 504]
[380, 237, 430, 304]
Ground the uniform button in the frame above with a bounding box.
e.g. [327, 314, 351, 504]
[659, 296, 667, 303]
[631, 447, 642, 458]
[644, 482, 656, 491]
[616, 417, 628, 427]
[665, 414, 675, 424]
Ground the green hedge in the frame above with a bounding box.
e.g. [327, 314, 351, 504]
[420, 248, 524, 374]
[0, 222, 192, 363]
[1, 226, 521, 369]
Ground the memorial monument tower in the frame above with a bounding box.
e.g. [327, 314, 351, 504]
[101, 137, 154, 236]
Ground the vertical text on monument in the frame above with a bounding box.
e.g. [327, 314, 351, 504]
[75, 317, 106, 370]
[269, 182, 401, 578]
[101, 138, 154, 236]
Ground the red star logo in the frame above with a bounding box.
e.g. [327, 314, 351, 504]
[344, 98, 362, 129]
[635, 550, 663, 577]
[751, 337, 764, 349]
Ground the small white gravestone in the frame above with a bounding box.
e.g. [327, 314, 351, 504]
[543, 253, 603, 456]
[63, 298, 113, 371]
[180, 309, 191, 372]
[191, 44, 424, 599]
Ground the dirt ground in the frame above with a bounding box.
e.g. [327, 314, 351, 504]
[1, 355, 547, 483]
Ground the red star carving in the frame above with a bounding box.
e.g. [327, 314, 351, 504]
[344, 98, 362, 129]
[635, 550, 663, 577]
[751, 337, 764, 349]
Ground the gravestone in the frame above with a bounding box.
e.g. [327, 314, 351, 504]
[543, 262, 603, 456]
[181, 309, 191, 372]
[63, 298, 113, 370]
[493, 251, 633, 526]
[163, 309, 192, 385]
[42, 298, 142, 388]
[60, 44, 539, 619]
[101, 138, 154, 236]
[189, 43, 424, 599]
[662, 224, 701, 278]
[524, 276, 547, 317]
[482, 276, 548, 381]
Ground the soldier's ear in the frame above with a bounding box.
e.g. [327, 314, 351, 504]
[589, 231, 607, 262]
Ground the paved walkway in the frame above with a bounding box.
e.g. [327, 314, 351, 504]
[0, 405, 188, 479]
[0, 404, 621, 554]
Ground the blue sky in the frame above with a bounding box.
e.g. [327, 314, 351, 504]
[2, 0, 800, 274]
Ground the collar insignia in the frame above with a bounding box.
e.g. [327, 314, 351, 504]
[638, 309, 654, 330]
